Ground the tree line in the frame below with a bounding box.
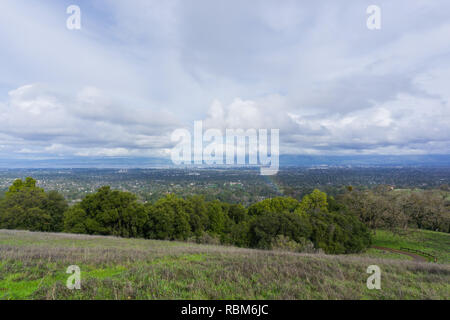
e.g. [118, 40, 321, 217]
[339, 185, 449, 233]
[0, 177, 374, 254]
[1, 178, 447, 253]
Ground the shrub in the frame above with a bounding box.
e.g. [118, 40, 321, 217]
[188, 232, 221, 245]
[249, 211, 312, 249]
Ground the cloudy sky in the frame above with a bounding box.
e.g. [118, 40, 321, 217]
[0, 0, 449, 159]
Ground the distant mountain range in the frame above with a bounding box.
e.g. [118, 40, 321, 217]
[278, 154, 450, 167]
[0, 155, 448, 168]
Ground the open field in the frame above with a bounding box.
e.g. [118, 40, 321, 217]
[351, 229, 450, 263]
[0, 229, 449, 300]
[371, 229, 450, 263]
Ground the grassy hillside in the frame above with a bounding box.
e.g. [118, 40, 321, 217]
[371, 229, 450, 263]
[0, 229, 449, 300]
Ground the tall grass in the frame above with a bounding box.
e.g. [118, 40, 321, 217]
[0, 229, 448, 300]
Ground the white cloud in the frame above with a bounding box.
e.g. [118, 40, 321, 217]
[201, 75, 449, 155]
[0, 0, 449, 158]
[0, 84, 180, 157]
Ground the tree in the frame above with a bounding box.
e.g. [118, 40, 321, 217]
[226, 204, 248, 224]
[339, 189, 384, 232]
[45, 191, 68, 232]
[298, 189, 328, 213]
[0, 178, 67, 232]
[206, 200, 229, 236]
[308, 210, 371, 254]
[64, 186, 147, 237]
[184, 195, 209, 236]
[6, 177, 42, 194]
[64, 206, 88, 234]
[248, 197, 300, 216]
[145, 194, 191, 240]
[249, 210, 312, 249]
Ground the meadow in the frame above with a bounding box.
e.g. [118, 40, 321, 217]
[371, 229, 450, 263]
[0, 229, 448, 300]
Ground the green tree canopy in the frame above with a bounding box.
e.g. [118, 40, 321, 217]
[64, 186, 147, 237]
[0, 178, 67, 232]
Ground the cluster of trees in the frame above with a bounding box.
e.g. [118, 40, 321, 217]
[2, 178, 448, 253]
[340, 186, 450, 233]
[63, 186, 372, 253]
[0, 178, 67, 232]
[0, 178, 372, 254]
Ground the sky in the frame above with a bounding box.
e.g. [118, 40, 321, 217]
[0, 0, 449, 160]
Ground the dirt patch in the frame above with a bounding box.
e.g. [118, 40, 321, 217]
[372, 246, 427, 262]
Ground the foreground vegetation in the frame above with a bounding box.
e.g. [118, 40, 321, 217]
[1, 175, 447, 300]
[0, 229, 448, 300]
[1, 177, 448, 255]
[0, 178, 372, 254]
[371, 229, 450, 263]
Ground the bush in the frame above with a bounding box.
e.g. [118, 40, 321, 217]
[249, 211, 312, 249]
[188, 232, 221, 245]
[270, 235, 316, 253]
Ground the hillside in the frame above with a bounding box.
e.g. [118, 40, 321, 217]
[0, 229, 448, 300]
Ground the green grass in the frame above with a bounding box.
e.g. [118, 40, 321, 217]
[372, 229, 450, 263]
[0, 229, 449, 300]
[355, 248, 413, 261]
